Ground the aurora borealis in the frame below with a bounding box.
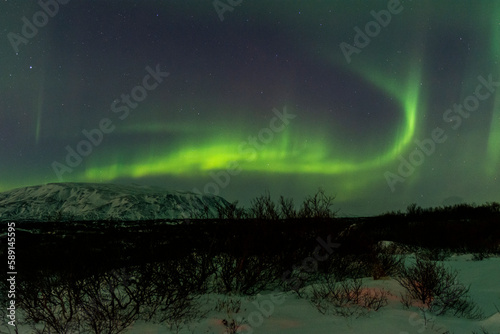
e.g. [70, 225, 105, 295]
[1, 0, 499, 215]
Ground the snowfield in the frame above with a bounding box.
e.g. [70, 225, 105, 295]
[124, 255, 499, 333]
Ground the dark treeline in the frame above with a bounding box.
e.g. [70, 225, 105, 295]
[2, 191, 500, 277]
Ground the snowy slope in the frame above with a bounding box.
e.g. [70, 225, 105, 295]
[0, 182, 230, 221]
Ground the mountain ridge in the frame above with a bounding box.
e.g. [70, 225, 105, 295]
[0, 182, 230, 222]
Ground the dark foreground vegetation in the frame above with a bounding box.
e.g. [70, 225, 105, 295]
[1, 191, 499, 333]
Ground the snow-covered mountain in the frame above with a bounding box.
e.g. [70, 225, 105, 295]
[0, 182, 231, 221]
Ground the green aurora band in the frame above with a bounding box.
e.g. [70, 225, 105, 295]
[82, 62, 423, 194]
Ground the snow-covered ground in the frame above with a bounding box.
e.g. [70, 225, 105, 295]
[3, 255, 498, 334]
[124, 255, 500, 334]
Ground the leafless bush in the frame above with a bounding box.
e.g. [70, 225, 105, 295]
[16, 269, 142, 334]
[400, 292, 413, 309]
[249, 190, 279, 220]
[236, 188, 337, 220]
[78, 268, 145, 334]
[406, 203, 423, 218]
[429, 282, 482, 318]
[213, 253, 280, 295]
[14, 263, 203, 334]
[298, 188, 337, 219]
[16, 272, 84, 334]
[371, 244, 404, 279]
[177, 252, 216, 294]
[140, 261, 203, 333]
[152, 294, 201, 334]
[215, 200, 246, 219]
[472, 251, 491, 261]
[322, 254, 367, 281]
[396, 258, 448, 306]
[190, 203, 213, 219]
[222, 318, 245, 334]
[215, 296, 246, 334]
[310, 275, 389, 317]
[278, 195, 297, 219]
[396, 257, 483, 318]
[361, 289, 390, 311]
[215, 296, 242, 313]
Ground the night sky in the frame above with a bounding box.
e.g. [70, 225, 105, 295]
[1, 0, 499, 216]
